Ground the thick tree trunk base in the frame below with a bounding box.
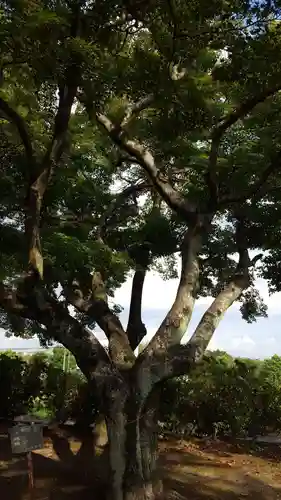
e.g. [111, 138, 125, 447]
[124, 478, 163, 500]
[102, 381, 162, 500]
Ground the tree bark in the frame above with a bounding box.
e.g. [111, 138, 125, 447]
[188, 274, 249, 358]
[104, 382, 162, 500]
[96, 112, 197, 222]
[66, 277, 136, 370]
[143, 224, 202, 358]
[126, 266, 147, 350]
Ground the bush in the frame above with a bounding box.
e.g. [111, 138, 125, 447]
[0, 348, 91, 422]
[159, 352, 281, 439]
[0, 351, 31, 418]
[2, 347, 281, 437]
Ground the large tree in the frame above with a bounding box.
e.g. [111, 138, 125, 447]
[1, 1, 281, 498]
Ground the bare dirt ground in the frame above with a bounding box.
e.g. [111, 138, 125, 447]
[1, 423, 281, 500]
[159, 438, 281, 499]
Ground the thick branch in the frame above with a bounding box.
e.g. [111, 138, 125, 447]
[0, 282, 108, 379]
[187, 275, 248, 360]
[42, 306, 109, 380]
[213, 83, 281, 143]
[126, 248, 150, 350]
[67, 278, 136, 370]
[87, 300, 135, 370]
[24, 3, 81, 278]
[25, 82, 78, 278]
[0, 96, 34, 161]
[176, 217, 252, 371]
[139, 222, 203, 363]
[126, 269, 147, 350]
[120, 94, 154, 127]
[96, 113, 197, 221]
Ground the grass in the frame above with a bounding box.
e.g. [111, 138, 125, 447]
[1, 423, 281, 499]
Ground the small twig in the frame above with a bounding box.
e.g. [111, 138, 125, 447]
[97, 181, 150, 241]
[207, 84, 281, 208]
[222, 150, 281, 205]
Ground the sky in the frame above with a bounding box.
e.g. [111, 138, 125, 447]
[1, 271, 280, 360]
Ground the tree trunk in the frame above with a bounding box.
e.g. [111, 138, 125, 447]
[104, 387, 162, 500]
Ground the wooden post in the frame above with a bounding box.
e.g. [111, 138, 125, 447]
[27, 451, 34, 499]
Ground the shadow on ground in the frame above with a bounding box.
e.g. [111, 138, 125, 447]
[1, 427, 281, 499]
[0, 425, 108, 500]
[164, 474, 281, 500]
[161, 437, 281, 499]
[162, 435, 281, 463]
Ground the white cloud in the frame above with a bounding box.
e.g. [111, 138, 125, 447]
[0, 334, 41, 352]
[114, 251, 281, 318]
[229, 335, 255, 350]
[114, 269, 213, 314]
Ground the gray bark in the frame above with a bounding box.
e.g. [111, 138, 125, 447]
[143, 225, 202, 359]
[104, 382, 161, 500]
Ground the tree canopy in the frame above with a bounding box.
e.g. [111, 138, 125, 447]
[1, 1, 281, 354]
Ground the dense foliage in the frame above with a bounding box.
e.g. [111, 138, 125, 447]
[2, 348, 281, 442]
[0, 348, 85, 420]
[2, 1, 281, 343]
[161, 352, 281, 439]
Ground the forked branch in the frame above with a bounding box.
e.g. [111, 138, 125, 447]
[25, 80, 78, 278]
[137, 216, 256, 385]
[120, 94, 154, 127]
[0, 281, 108, 379]
[66, 277, 136, 370]
[139, 218, 205, 363]
[96, 113, 197, 222]
[178, 216, 252, 367]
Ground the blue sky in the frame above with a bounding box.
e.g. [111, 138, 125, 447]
[1, 271, 280, 359]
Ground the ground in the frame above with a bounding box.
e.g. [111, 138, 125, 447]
[1, 423, 281, 500]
